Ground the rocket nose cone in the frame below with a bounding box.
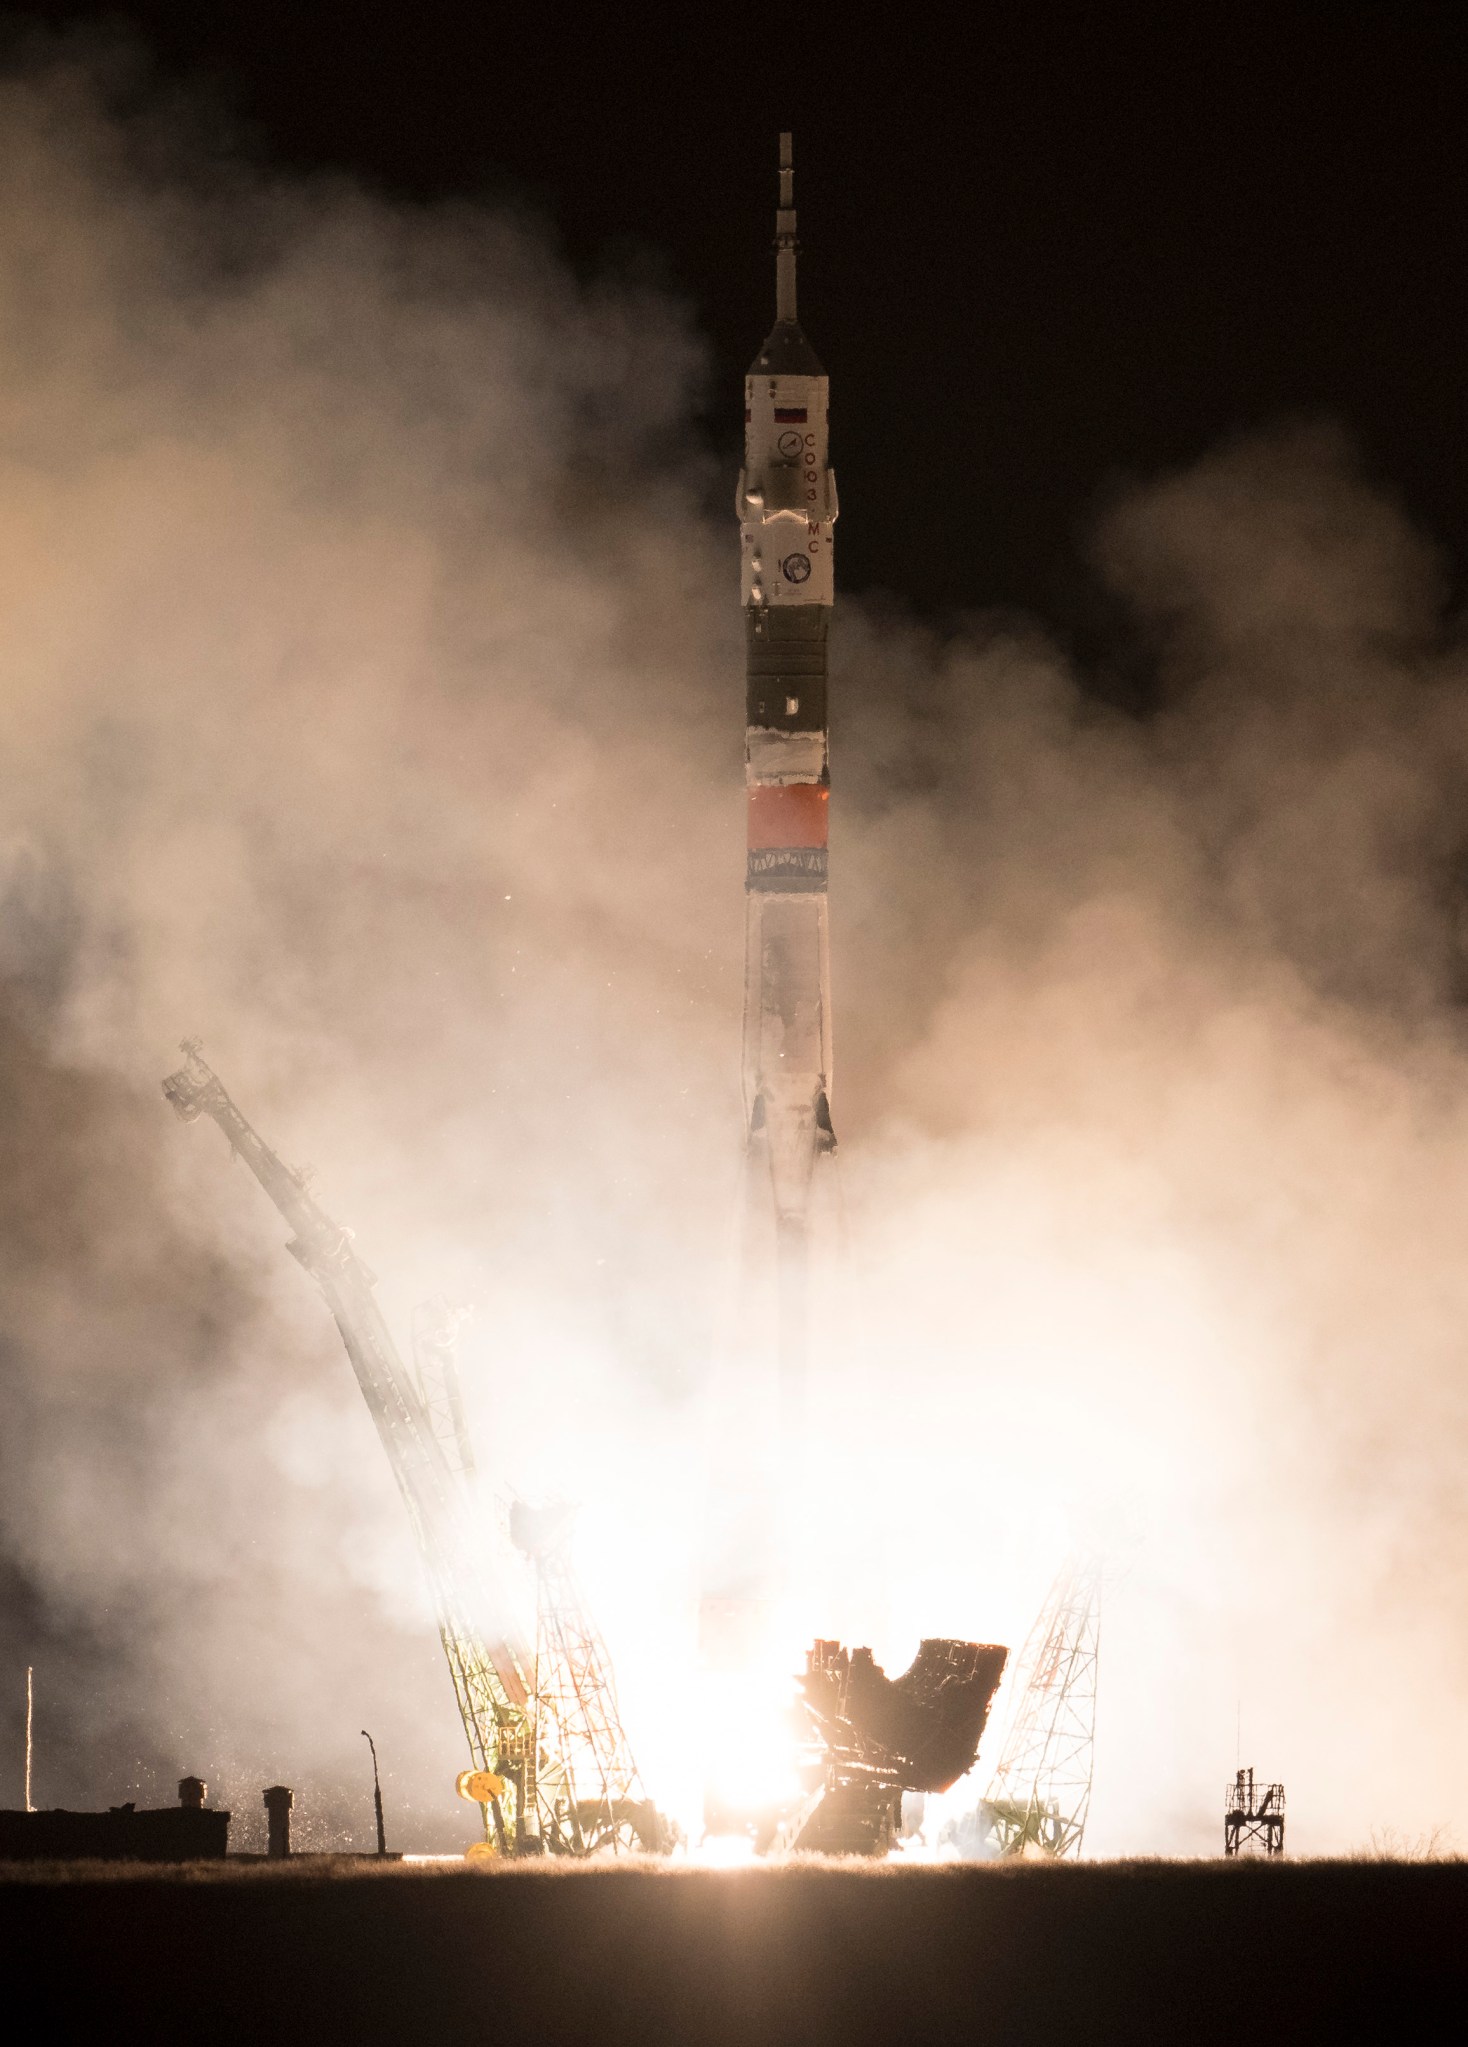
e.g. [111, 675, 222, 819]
[749, 320, 825, 377]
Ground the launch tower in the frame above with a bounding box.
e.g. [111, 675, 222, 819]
[738, 132, 839, 1440]
[163, 1043, 667, 1856]
[972, 1554, 1102, 1859]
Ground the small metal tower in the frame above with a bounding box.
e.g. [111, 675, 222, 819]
[1224, 1768, 1285, 1856]
[978, 1553, 1102, 1858]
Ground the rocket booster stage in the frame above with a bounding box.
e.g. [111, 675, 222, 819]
[739, 134, 838, 1435]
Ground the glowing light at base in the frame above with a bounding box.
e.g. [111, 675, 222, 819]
[696, 1663, 803, 1831]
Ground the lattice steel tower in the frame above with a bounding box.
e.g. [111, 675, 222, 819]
[163, 1042, 664, 1855]
[979, 1554, 1102, 1858]
[510, 1500, 658, 1853]
[1224, 1768, 1285, 1856]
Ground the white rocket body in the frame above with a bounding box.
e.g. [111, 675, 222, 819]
[737, 135, 838, 1437]
[697, 134, 837, 1687]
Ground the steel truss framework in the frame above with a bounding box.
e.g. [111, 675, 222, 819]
[980, 1553, 1102, 1859]
[515, 1504, 662, 1853]
[163, 1043, 656, 1855]
[411, 1298, 478, 1489]
[1224, 1769, 1285, 1857]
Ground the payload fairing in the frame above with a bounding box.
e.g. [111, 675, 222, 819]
[739, 133, 838, 1439]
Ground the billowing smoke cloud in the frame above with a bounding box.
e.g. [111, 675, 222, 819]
[829, 428, 1468, 1855]
[0, 44, 737, 1850]
[3, 50, 1466, 1856]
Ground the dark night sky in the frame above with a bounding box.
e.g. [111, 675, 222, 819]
[7, 2, 1464, 658]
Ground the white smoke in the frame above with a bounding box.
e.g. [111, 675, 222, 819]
[2, 51, 1466, 1856]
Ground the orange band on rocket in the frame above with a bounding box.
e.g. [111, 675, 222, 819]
[746, 783, 829, 849]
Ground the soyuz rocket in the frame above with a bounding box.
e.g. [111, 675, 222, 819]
[738, 132, 838, 1442]
[696, 133, 836, 1691]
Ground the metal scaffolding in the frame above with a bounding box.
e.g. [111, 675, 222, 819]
[410, 1297, 478, 1490]
[163, 1042, 662, 1855]
[1224, 1768, 1285, 1857]
[511, 1501, 665, 1853]
[978, 1553, 1102, 1859]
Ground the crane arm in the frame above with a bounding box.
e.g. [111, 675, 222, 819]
[161, 1043, 533, 1733]
[412, 1298, 479, 1489]
[163, 1041, 340, 1253]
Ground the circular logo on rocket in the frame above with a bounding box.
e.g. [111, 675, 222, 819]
[781, 552, 812, 584]
[777, 430, 804, 460]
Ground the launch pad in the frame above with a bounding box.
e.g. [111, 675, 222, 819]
[779, 1637, 1009, 1856]
[703, 1636, 1008, 1858]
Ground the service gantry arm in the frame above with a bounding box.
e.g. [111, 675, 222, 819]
[161, 1042, 535, 1843]
[411, 1297, 479, 1491]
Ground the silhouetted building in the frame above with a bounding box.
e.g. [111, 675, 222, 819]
[0, 1775, 229, 1861]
